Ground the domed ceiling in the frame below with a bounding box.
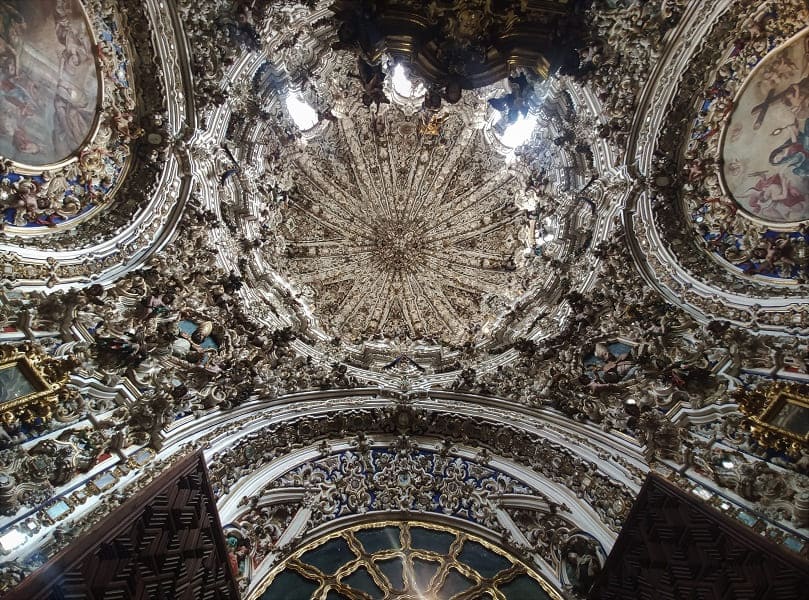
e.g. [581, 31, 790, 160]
[206, 17, 602, 371]
[275, 109, 526, 345]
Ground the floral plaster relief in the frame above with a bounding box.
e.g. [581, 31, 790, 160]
[0, 0, 99, 167]
[722, 31, 809, 224]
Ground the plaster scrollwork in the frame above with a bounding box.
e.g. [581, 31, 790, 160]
[573, 0, 687, 161]
[449, 229, 726, 429]
[507, 508, 607, 599]
[444, 223, 809, 535]
[223, 502, 299, 592]
[176, 0, 327, 116]
[208, 405, 637, 535]
[214, 427, 615, 597]
[269, 445, 536, 530]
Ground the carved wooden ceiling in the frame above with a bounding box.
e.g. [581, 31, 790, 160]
[591, 474, 809, 600]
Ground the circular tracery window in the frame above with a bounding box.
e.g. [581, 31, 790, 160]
[254, 520, 561, 600]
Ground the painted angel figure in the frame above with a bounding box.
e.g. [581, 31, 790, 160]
[744, 171, 807, 221]
[769, 118, 809, 178]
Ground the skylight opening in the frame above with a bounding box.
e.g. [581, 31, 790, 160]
[391, 64, 425, 98]
[534, 231, 555, 247]
[285, 94, 318, 131]
[499, 114, 538, 148]
[0, 530, 25, 552]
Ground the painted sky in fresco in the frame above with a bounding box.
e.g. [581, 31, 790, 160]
[0, 0, 99, 166]
[722, 32, 809, 224]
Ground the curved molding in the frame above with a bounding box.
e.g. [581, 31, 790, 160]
[0, 0, 196, 292]
[622, 0, 809, 334]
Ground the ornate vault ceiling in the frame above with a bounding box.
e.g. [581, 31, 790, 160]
[214, 37, 598, 369]
[0, 0, 808, 599]
[276, 109, 526, 344]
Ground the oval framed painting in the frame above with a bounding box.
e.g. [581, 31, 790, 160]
[721, 29, 809, 226]
[0, 0, 102, 170]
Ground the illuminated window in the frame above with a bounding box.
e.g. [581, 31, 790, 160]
[391, 64, 425, 99]
[285, 94, 319, 131]
[499, 114, 538, 149]
[257, 520, 560, 599]
[0, 530, 26, 552]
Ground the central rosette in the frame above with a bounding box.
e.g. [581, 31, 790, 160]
[368, 215, 431, 275]
[272, 111, 526, 344]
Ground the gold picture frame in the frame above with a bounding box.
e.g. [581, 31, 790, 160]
[0, 345, 75, 431]
[736, 382, 809, 457]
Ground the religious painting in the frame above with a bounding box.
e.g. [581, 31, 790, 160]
[0, 361, 38, 405]
[736, 382, 809, 457]
[0, 345, 76, 444]
[764, 394, 809, 439]
[0, 0, 99, 167]
[722, 31, 809, 224]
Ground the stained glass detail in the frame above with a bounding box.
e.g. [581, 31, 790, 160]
[438, 568, 475, 597]
[254, 520, 562, 600]
[412, 557, 440, 589]
[410, 526, 455, 555]
[500, 573, 554, 600]
[300, 536, 354, 575]
[376, 557, 405, 591]
[457, 539, 512, 579]
[342, 566, 384, 599]
[356, 526, 402, 553]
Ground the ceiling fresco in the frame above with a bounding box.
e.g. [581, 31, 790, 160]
[722, 31, 809, 224]
[0, 0, 807, 598]
[0, 0, 138, 232]
[0, 0, 99, 167]
[646, 0, 809, 289]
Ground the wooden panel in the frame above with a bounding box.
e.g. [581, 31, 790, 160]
[6, 451, 239, 600]
[590, 473, 809, 600]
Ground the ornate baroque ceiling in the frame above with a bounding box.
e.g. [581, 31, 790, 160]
[276, 109, 527, 345]
[0, 0, 808, 598]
